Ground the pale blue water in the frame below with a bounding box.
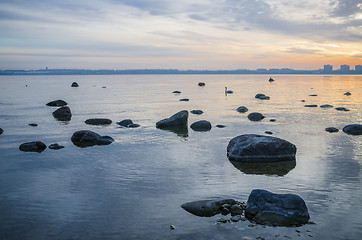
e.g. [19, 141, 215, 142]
[0, 74, 361, 239]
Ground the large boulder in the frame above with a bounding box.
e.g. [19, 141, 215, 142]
[85, 118, 112, 125]
[19, 141, 47, 152]
[227, 134, 296, 162]
[342, 124, 362, 135]
[181, 199, 237, 217]
[71, 130, 114, 147]
[46, 100, 67, 107]
[190, 120, 212, 131]
[247, 112, 265, 121]
[245, 189, 310, 226]
[52, 106, 72, 121]
[156, 110, 188, 128]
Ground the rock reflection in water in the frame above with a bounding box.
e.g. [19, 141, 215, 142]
[158, 126, 188, 138]
[230, 159, 296, 176]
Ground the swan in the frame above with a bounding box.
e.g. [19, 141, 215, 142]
[225, 87, 233, 94]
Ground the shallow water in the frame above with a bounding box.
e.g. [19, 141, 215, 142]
[0, 74, 361, 240]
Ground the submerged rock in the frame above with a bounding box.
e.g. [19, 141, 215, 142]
[320, 104, 334, 109]
[342, 124, 362, 135]
[71, 130, 114, 147]
[269, 77, 274, 82]
[48, 143, 64, 150]
[198, 82, 206, 86]
[191, 110, 203, 115]
[227, 134, 296, 162]
[216, 124, 226, 128]
[156, 110, 188, 129]
[52, 106, 72, 121]
[190, 120, 212, 131]
[325, 127, 339, 133]
[29, 123, 38, 127]
[117, 119, 133, 127]
[344, 92, 351, 96]
[245, 189, 310, 226]
[335, 107, 350, 111]
[179, 98, 189, 102]
[19, 141, 47, 152]
[71, 82, 79, 87]
[255, 93, 270, 100]
[172, 90, 181, 94]
[236, 106, 248, 113]
[85, 118, 112, 125]
[181, 199, 237, 217]
[46, 99, 67, 107]
[304, 104, 318, 107]
[247, 112, 265, 121]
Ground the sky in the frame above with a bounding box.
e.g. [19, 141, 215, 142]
[0, 0, 361, 70]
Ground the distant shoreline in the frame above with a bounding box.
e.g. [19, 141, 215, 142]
[1, 69, 361, 75]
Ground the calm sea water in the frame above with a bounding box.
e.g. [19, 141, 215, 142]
[0, 74, 361, 240]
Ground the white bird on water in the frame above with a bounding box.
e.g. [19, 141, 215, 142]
[225, 87, 233, 94]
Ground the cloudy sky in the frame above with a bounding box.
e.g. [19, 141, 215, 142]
[0, 0, 361, 70]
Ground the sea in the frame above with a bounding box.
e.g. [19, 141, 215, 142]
[0, 74, 361, 240]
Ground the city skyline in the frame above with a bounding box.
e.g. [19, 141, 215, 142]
[0, 0, 361, 70]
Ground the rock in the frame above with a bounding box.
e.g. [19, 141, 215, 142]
[190, 120, 212, 131]
[0, 128, 3, 134]
[236, 106, 248, 113]
[181, 199, 237, 217]
[117, 119, 133, 127]
[344, 92, 351, 96]
[230, 204, 244, 216]
[301, 100, 305, 102]
[156, 110, 188, 129]
[227, 134, 296, 162]
[342, 124, 362, 135]
[172, 90, 181, 94]
[304, 105, 318, 107]
[325, 127, 339, 133]
[320, 104, 333, 109]
[71, 130, 114, 147]
[231, 215, 241, 222]
[309, 94, 317, 96]
[29, 123, 38, 127]
[265, 131, 273, 135]
[127, 123, 140, 128]
[230, 159, 296, 176]
[247, 112, 265, 121]
[179, 98, 189, 102]
[335, 107, 350, 111]
[269, 119, 276, 122]
[268, 77, 274, 82]
[191, 110, 203, 115]
[198, 82, 206, 86]
[170, 225, 175, 230]
[217, 218, 228, 223]
[255, 93, 270, 100]
[52, 106, 72, 121]
[71, 82, 79, 87]
[19, 141, 47, 152]
[85, 118, 112, 125]
[48, 143, 64, 150]
[46, 100, 67, 107]
[245, 189, 310, 226]
[216, 124, 226, 128]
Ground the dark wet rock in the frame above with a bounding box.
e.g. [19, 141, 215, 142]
[191, 110, 203, 115]
[265, 131, 273, 135]
[301, 100, 305, 102]
[102, 86, 107, 88]
[190, 120, 212, 131]
[0, 128, 3, 134]
[247, 112, 265, 121]
[269, 119, 276, 122]
[304, 104, 318, 107]
[236, 106, 248, 113]
[46, 100, 68, 107]
[230, 205, 244, 216]
[71, 82, 79, 87]
[255, 93, 270, 100]
[245, 189, 310, 226]
[173, 90, 181, 94]
[181, 199, 237, 217]
[117, 119, 133, 127]
[71, 130, 114, 147]
[19, 141, 47, 152]
[227, 134, 296, 163]
[179, 98, 189, 102]
[216, 124, 226, 128]
[335, 107, 350, 111]
[127, 123, 140, 128]
[325, 127, 339, 133]
[52, 106, 72, 121]
[230, 159, 296, 176]
[48, 143, 64, 150]
[221, 207, 230, 215]
[269, 77, 274, 82]
[29, 123, 38, 127]
[198, 82, 206, 86]
[156, 110, 188, 129]
[231, 215, 242, 222]
[309, 94, 317, 96]
[320, 104, 333, 109]
[344, 92, 351, 96]
[342, 124, 362, 135]
[85, 118, 112, 125]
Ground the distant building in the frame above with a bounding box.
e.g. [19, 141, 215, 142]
[355, 65, 362, 73]
[340, 64, 350, 72]
[323, 64, 333, 72]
